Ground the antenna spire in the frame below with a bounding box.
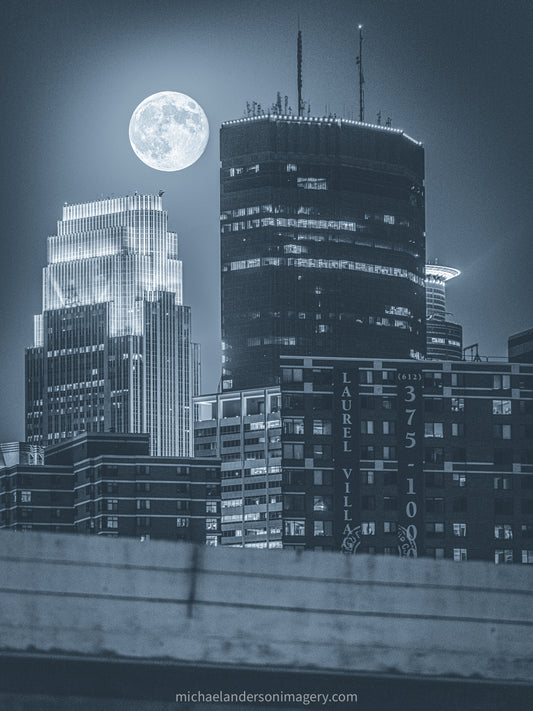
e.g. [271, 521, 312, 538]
[356, 24, 365, 122]
[297, 25, 303, 116]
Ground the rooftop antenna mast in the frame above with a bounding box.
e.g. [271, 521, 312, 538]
[356, 24, 365, 122]
[297, 18, 303, 115]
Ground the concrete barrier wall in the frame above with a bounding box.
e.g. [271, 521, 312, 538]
[0, 530, 532, 684]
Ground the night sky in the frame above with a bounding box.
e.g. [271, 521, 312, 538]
[1, 0, 532, 442]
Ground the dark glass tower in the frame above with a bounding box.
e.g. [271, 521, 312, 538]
[220, 115, 426, 391]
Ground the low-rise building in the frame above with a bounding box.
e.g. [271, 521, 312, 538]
[0, 432, 220, 544]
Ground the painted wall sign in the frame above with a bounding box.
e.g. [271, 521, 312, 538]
[396, 369, 423, 557]
[334, 369, 360, 551]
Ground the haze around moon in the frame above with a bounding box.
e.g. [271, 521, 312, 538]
[129, 91, 209, 171]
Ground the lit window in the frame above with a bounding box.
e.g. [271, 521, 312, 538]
[206, 518, 218, 531]
[382, 421, 396, 435]
[21, 491, 31, 503]
[313, 419, 332, 435]
[494, 549, 513, 564]
[453, 523, 467, 537]
[106, 516, 118, 529]
[283, 417, 305, 435]
[451, 398, 464, 412]
[452, 472, 467, 487]
[176, 517, 189, 528]
[361, 522, 375, 535]
[313, 496, 332, 512]
[284, 520, 305, 536]
[522, 550, 533, 564]
[493, 400, 512, 415]
[453, 548, 467, 561]
[206, 535, 218, 546]
[297, 177, 327, 190]
[494, 524, 513, 540]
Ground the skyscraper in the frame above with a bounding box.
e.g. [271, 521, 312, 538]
[220, 115, 426, 391]
[425, 263, 462, 360]
[26, 195, 195, 456]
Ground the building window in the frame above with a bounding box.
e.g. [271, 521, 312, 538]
[284, 519, 305, 536]
[362, 471, 374, 485]
[522, 550, 533, 564]
[494, 524, 513, 540]
[106, 499, 118, 512]
[382, 421, 396, 435]
[492, 399, 512, 415]
[283, 417, 305, 435]
[451, 398, 464, 412]
[313, 444, 332, 460]
[314, 520, 333, 536]
[425, 522, 445, 535]
[284, 494, 305, 512]
[283, 443, 304, 459]
[383, 446, 397, 460]
[521, 523, 533, 538]
[361, 522, 375, 535]
[136, 499, 150, 510]
[106, 516, 118, 529]
[452, 472, 467, 487]
[313, 419, 332, 435]
[313, 495, 332, 512]
[493, 424, 512, 440]
[282, 368, 303, 383]
[206, 501, 217, 514]
[360, 420, 375, 435]
[494, 476, 512, 490]
[493, 374, 511, 390]
[453, 523, 467, 537]
[20, 491, 31, 503]
[206, 518, 218, 531]
[361, 496, 376, 510]
[451, 423, 465, 437]
[383, 497, 398, 511]
[424, 447, 444, 466]
[494, 549, 513, 564]
[383, 521, 397, 533]
[313, 470, 333, 486]
[425, 423, 444, 438]
[453, 548, 467, 561]
[176, 517, 189, 528]
[205, 535, 218, 546]
[361, 445, 376, 460]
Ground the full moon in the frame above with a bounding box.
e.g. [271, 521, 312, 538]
[129, 91, 209, 172]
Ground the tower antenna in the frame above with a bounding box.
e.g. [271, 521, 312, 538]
[356, 24, 365, 122]
[297, 20, 303, 116]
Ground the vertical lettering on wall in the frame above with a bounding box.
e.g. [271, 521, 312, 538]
[396, 368, 423, 557]
[334, 369, 360, 552]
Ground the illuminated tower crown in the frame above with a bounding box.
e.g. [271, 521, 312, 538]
[26, 195, 197, 456]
